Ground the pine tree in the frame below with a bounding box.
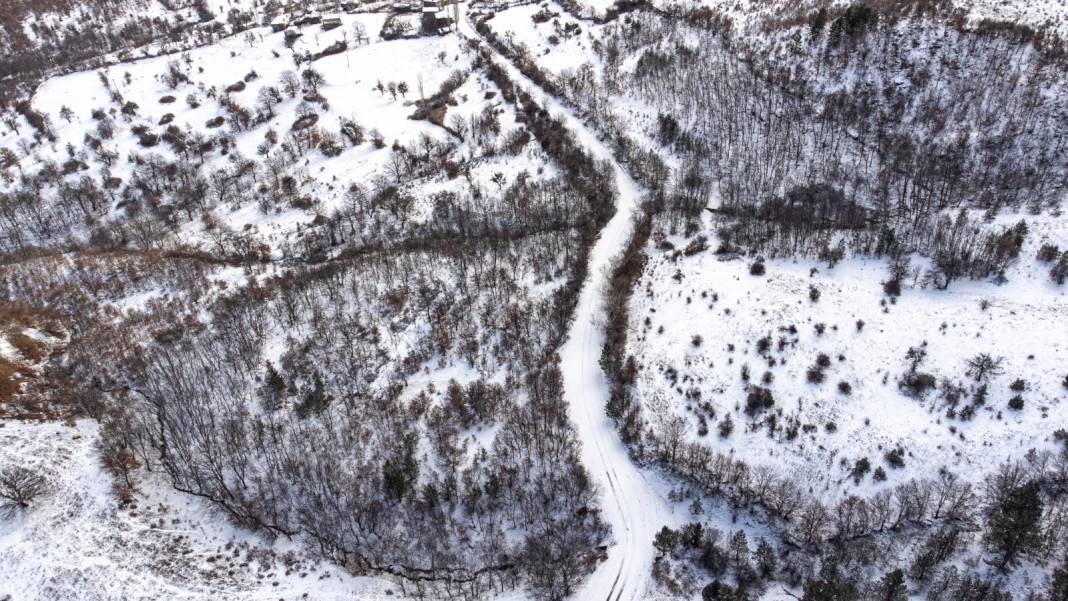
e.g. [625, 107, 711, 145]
[755, 538, 777, 578]
[258, 361, 287, 412]
[873, 569, 908, 601]
[653, 526, 678, 557]
[1045, 554, 1068, 600]
[984, 480, 1043, 569]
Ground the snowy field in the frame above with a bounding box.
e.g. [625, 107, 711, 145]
[627, 209, 1068, 499]
[0, 419, 399, 601]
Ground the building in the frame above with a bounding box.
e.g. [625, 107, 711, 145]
[321, 15, 343, 30]
[270, 15, 290, 32]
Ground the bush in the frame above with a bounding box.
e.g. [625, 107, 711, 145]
[1008, 395, 1024, 410]
[745, 386, 775, 416]
[883, 278, 901, 297]
[718, 415, 734, 438]
[885, 448, 905, 468]
[1052, 254, 1068, 285]
[1010, 378, 1027, 392]
[837, 381, 852, 395]
[873, 467, 887, 481]
[806, 367, 825, 384]
[750, 261, 766, 276]
[851, 457, 871, 482]
[816, 353, 831, 369]
[808, 285, 821, 302]
[1037, 243, 1060, 262]
[899, 371, 937, 398]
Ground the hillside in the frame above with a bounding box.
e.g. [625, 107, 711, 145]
[2, 0, 1068, 600]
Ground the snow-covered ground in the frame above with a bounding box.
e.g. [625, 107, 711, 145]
[626, 209, 1068, 500]
[0, 419, 398, 601]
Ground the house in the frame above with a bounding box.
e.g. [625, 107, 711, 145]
[321, 15, 342, 30]
[294, 12, 323, 25]
[340, 1, 360, 12]
[392, 2, 410, 11]
[270, 15, 290, 32]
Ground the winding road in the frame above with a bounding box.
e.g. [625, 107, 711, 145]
[458, 10, 676, 601]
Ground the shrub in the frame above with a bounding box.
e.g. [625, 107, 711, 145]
[806, 367, 825, 384]
[837, 381, 852, 395]
[691, 335, 703, 347]
[885, 448, 905, 468]
[718, 415, 734, 438]
[808, 285, 821, 302]
[851, 457, 871, 483]
[159, 95, 176, 104]
[684, 236, 709, 256]
[899, 372, 937, 398]
[883, 278, 902, 296]
[816, 353, 831, 369]
[856, 319, 865, 332]
[1010, 379, 1027, 392]
[1037, 243, 1060, 262]
[750, 261, 766, 276]
[1008, 395, 1024, 410]
[873, 467, 887, 481]
[1052, 254, 1068, 285]
[745, 386, 775, 416]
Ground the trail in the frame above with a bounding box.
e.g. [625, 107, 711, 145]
[459, 10, 676, 601]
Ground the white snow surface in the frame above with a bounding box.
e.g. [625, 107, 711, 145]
[0, 420, 398, 601]
[627, 209, 1068, 501]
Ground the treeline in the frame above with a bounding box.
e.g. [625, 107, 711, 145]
[1, 0, 227, 103]
[598, 4, 1067, 272]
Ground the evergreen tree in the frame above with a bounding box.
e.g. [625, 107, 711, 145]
[984, 480, 1043, 569]
[754, 538, 777, 578]
[653, 526, 678, 557]
[873, 569, 908, 601]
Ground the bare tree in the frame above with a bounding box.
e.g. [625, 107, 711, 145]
[0, 466, 47, 516]
[965, 353, 1005, 382]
